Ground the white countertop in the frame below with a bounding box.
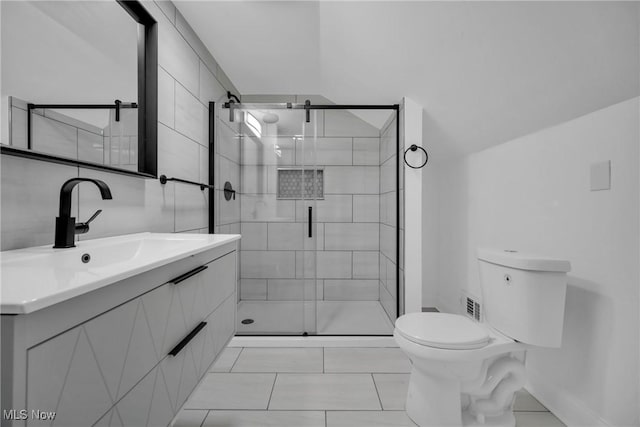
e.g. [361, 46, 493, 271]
[0, 232, 240, 314]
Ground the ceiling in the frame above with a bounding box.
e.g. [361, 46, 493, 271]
[176, 1, 639, 160]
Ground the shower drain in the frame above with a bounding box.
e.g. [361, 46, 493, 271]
[241, 318, 254, 325]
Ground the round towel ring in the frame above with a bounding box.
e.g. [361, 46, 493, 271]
[404, 144, 428, 169]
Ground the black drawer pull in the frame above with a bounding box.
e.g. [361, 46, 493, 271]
[170, 265, 208, 285]
[168, 322, 207, 356]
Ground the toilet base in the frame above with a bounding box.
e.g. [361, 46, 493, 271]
[461, 410, 516, 427]
[406, 365, 463, 426]
[404, 353, 525, 427]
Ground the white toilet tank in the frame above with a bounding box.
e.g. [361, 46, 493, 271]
[477, 249, 571, 348]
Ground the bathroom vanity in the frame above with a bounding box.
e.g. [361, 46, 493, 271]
[0, 233, 240, 427]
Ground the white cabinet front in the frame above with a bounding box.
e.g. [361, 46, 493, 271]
[21, 249, 237, 427]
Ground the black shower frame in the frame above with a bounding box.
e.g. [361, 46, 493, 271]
[214, 101, 402, 335]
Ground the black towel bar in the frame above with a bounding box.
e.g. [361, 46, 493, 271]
[159, 174, 214, 191]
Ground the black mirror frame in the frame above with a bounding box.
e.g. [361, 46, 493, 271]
[1, 0, 158, 179]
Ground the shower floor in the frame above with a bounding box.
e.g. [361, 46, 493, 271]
[237, 300, 394, 335]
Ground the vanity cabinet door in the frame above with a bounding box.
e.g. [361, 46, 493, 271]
[200, 292, 237, 377]
[159, 321, 208, 413]
[26, 291, 162, 426]
[83, 297, 158, 402]
[26, 327, 113, 427]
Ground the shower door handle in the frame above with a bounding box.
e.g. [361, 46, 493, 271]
[308, 206, 312, 238]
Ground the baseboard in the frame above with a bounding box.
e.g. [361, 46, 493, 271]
[526, 368, 611, 427]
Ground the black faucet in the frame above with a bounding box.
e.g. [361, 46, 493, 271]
[54, 178, 113, 248]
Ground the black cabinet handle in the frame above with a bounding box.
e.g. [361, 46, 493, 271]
[308, 206, 312, 238]
[170, 265, 208, 285]
[168, 322, 207, 356]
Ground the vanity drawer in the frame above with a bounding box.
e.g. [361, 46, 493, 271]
[141, 251, 235, 361]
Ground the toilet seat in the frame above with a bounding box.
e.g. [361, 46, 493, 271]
[395, 313, 491, 350]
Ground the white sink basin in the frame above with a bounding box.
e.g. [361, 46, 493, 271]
[0, 232, 240, 314]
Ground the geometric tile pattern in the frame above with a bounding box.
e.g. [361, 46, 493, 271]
[175, 347, 566, 427]
[26, 254, 237, 427]
[277, 169, 323, 199]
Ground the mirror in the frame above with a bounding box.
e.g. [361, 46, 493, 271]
[1, 0, 157, 177]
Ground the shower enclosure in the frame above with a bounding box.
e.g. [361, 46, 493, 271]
[214, 99, 400, 335]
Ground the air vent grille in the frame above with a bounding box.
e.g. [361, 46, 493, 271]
[465, 296, 481, 321]
[466, 297, 474, 316]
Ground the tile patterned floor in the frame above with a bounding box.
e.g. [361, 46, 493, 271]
[174, 347, 566, 427]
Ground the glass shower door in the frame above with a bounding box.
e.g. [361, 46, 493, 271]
[233, 105, 318, 335]
[299, 110, 319, 335]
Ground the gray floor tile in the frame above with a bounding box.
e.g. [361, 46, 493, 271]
[203, 411, 325, 427]
[515, 412, 565, 427]
[514, 389, 548, 412]
[373, 373, 410, 410]
[211, 347, 242, 372]
[326, 411, 418, 427]
[231, 348, 323, 373]
[269, 373, 381, 410]
[324, 348, 411, 373]
[171, 409, 207, 427]
[183, 373, 275, 410]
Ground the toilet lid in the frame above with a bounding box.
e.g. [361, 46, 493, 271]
[395, 313, 490, 350]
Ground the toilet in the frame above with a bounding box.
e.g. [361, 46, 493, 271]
[394, 249, 571, 427]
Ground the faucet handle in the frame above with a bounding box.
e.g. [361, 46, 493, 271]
[85, 209, 103, 224]
[75, 210, 102, 234]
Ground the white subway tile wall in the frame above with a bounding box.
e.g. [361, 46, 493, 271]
[241, 251, 296, 279]
[295, 196, 353, 223]
[353, 137, 380, 166]
[353, 195, 380, 223]
[1, 0, 240, 250]
[158, 67, 175, 128]
[237, 105, 395, 305]
[174, 82, 208, 145]
[240, 223, 268, 250]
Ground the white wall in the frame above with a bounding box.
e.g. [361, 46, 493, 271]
[402, 97, 423, 314]
[431, 98, 639, 426]
[421, 162, 439, 308]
